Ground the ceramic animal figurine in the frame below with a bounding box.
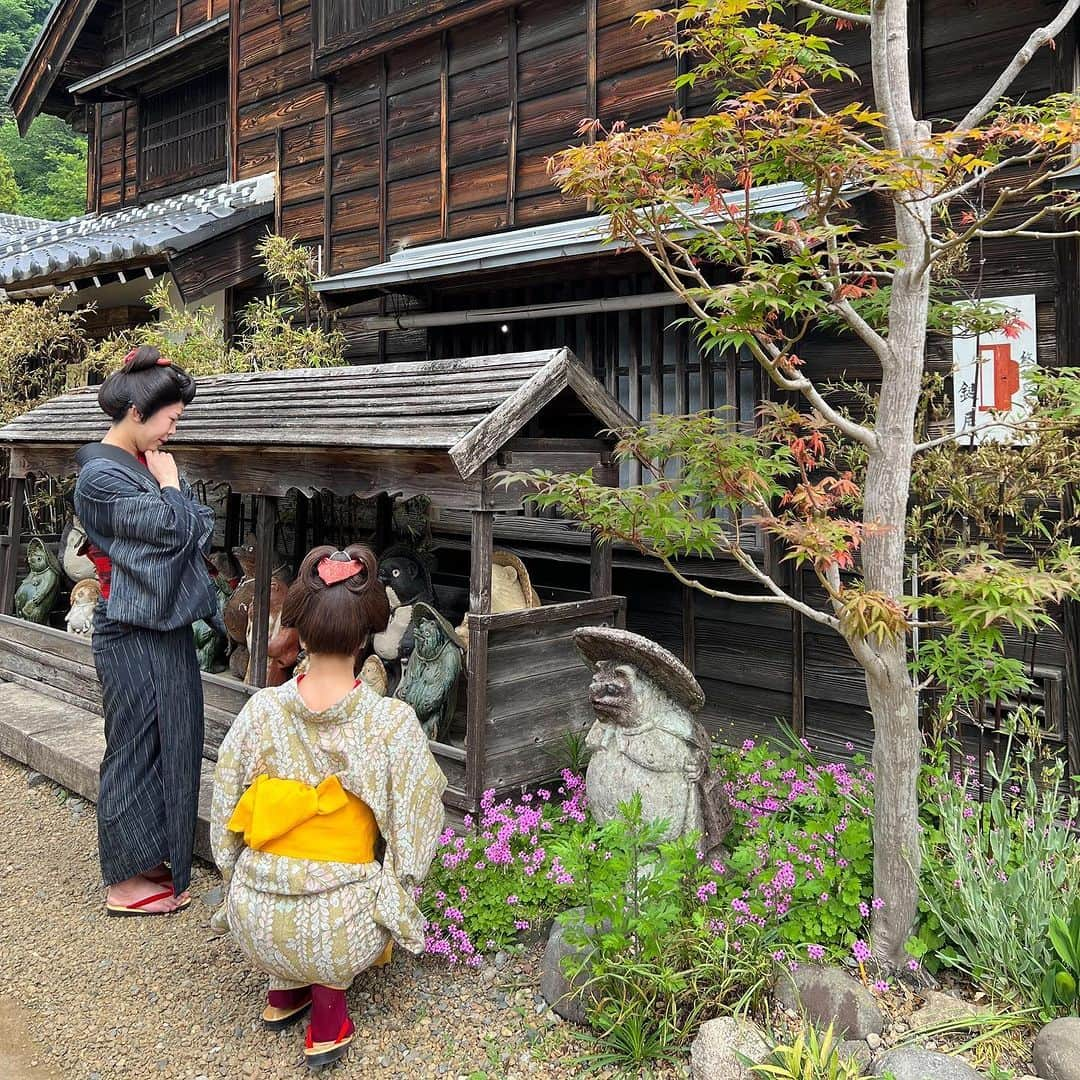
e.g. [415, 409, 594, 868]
[455, 550, 540, 648]
[60, 516, 95, 583]
[65, 577, 102, 637]
[244, 575, 290, 684]
[193, 572, 232, 673]
[223, 533, 292, 681]
[574, 626, 732, 859]
[359, 654, 388, 696]
[394, 603, 463, 741]
[373, 543, 437, 662]
[266, 624, 301, 687]
[15, 537, 63, 625]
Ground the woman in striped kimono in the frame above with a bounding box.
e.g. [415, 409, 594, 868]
[74, 346, 218, 917]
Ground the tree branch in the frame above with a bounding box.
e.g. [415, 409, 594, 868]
[954, 0, 1080, 134]
[798, 1, 872, 27]
[659, 550, 843, 631]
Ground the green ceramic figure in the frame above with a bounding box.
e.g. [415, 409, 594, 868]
[15, 537, 63, 625]
[193, 572, 232, 674]
[394, 602, 463, 741]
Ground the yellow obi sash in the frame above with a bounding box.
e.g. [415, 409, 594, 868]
[227, 774, 379, 864]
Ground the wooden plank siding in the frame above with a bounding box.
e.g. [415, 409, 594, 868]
[44, 0, 1074, 762]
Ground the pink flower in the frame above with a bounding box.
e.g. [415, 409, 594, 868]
[807, 944, 825, 961]
[852, 939, 871, 964]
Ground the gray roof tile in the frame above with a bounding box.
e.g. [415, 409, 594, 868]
[0, 174, 275, 287]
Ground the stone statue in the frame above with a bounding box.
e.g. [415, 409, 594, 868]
[65, 578, 102, 637]
[373, 543, 437, 664]
[573, 626, 732, 858]
[15, 537, 63, 625]
[60, 516, 95, 583]
[394, 603, 463, 741]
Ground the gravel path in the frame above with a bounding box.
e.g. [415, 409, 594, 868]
[0, 754, 642, 1080]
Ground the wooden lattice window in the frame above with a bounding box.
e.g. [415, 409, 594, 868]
[139, 70, 227, 193]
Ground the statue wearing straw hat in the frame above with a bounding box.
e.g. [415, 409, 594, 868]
[573, 626, 732, 858]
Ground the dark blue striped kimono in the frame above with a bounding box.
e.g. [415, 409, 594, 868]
[74, 445, 217, 895]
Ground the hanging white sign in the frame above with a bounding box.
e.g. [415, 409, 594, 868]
[952, 294, 1036, 445]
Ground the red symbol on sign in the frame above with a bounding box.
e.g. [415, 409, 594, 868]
[977, 343, 1020, 412]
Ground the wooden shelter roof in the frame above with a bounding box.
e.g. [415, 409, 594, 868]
[0, 349, 631, 503]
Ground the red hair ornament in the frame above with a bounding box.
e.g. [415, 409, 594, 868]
[317, 556, 363, 586]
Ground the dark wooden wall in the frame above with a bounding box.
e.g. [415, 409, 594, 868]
[91, 0, 229, 211]
[72, 0, 1078, 761]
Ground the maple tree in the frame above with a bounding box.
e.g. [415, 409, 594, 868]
[515, 0, 1080, 965]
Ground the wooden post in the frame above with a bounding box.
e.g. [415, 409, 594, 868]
[0, 476, 25, 616]
[248, 495, 277, 689]
[589, 529, 612, 598]
[791, 570, 806, 739]
[374, 492, 394, 552]
[465, 510, 494, 810]
[292, 493, 309, 575]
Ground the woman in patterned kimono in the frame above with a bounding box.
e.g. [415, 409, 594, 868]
[211, 544, 446, 1069]
[74, 346, 217, 917]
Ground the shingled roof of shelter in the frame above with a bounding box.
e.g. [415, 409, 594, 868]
[0, 174, 275, 288]
[0, 348, 633, 480]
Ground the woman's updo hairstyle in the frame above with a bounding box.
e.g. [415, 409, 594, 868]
[281, 544, 389, 656]
[97, 345, 197, 422]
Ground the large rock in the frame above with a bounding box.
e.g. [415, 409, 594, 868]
[775, 964, 886, 1039]
[909, 991, 991, 1031]
[690, 1017, 771, 1080]
[870, 1047, 985, 1079]
[539, 908, 595, 1026]
[1033, 1017, 1080, 1080]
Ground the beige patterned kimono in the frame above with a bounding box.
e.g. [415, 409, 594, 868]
[210, 680, 447, 990]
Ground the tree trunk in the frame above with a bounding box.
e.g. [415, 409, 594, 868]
[864, 638, 922, 964]
[855, 0, 934, 970]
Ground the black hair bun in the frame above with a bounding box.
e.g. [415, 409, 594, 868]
[97, 345, 196, 422]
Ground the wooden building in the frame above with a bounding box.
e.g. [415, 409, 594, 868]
[2, 0, 1078, 774]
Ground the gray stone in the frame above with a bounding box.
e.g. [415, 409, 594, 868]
[690, 1016, 771, 1080]
[870, 1047, 985, 1080]
[26, 770, 48, 788]
[1033, 1017, 1080, 1080]
[909, 991, 991, 1032]
[775, 964, 886, 1039]
[201, 885, 223, 909]
[866, 1032, 882, 1051]
[838, 1040, 872, 1069]
[539, 908, 596, 1026]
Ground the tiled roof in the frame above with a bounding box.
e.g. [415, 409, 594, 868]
[313, 181, 818, 298]
[0, 174, 276, 287]
[0, 212, 59, 244]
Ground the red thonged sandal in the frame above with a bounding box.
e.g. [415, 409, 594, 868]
[303, 1017, 355, 1069]
[105, 889, 191, 917]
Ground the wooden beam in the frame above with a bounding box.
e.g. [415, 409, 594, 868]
[682, 584, 695, 672]
[374, 492, 394, 551]
[378, 54, 388, 262]
[323, 80, 332, 266]
[0, 478, 25, 617]
[589, 529, 612, 599]
[440, 31, 449, 239]
[506, 8, 518, 227]
[465, 508, 494, 809]
[791, 570, 806, 738]
[907, 0, 923, 121]
[228, 0, 239, 181]
[248, 495, 277, 689]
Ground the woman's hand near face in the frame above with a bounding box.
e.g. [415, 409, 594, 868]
[145, 450, 180, 490]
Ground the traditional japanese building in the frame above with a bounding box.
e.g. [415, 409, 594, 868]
[3, 0, 1077, 778]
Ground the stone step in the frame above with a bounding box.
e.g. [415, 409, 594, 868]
[0, 680, 217, 861]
